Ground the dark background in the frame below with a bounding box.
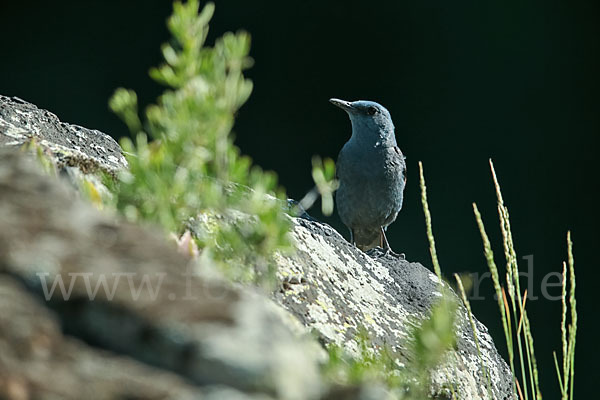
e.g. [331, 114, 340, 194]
[1, 0, 597, 397]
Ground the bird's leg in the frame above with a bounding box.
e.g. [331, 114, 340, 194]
[380, 227, 405, 259]
[380, 227, 391, 250]
[350, 229, 355, 245]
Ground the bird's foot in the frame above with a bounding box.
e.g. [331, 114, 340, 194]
[384, 248, 405, 260]
[366, 247, 406, 260]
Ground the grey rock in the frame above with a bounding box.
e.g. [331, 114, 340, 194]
[0, 274, 264, 400]
[0, 96, 515, 400]
[0, 95, 127, 173]
[273, 216, 516, 400]
[0, 149, 321, 400]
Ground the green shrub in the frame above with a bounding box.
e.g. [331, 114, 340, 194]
[108, 0, 291, 284]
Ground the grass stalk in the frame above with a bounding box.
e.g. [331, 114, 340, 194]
[516, 379, 525, 400]
[473, 204, 515, 385]
[567, 231, 577, 399]
[523, 314, 542, 400]
[489, 159, 541, 400]
[560, 261, 568, 399]
[553, 351, 564, 392]
[418, 161, 442, 281]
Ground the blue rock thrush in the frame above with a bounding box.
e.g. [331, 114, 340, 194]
[330, 98, 406, 253]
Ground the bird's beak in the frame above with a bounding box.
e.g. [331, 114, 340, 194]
[329, 98, 354, 113]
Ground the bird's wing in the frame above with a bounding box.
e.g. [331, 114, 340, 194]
[335, 147, 345, 180]
[393, 146, 407, 185]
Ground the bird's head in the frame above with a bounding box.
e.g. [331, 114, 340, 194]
[329, 98, 396, 145]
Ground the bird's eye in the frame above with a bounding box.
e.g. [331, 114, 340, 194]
[367, 106, 378, 115]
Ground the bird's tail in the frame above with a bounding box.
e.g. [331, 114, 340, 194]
[352, 228, 382, 252]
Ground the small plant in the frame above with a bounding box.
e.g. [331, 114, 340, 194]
[108, 0, 291, 284]
[323, 297, 457, 400]
[298, 156, 338, 216]
[406, 293, 458, 398]
[323, 331, 404, 392]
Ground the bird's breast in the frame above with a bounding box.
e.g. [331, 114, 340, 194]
[336, 143, 406, 229]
